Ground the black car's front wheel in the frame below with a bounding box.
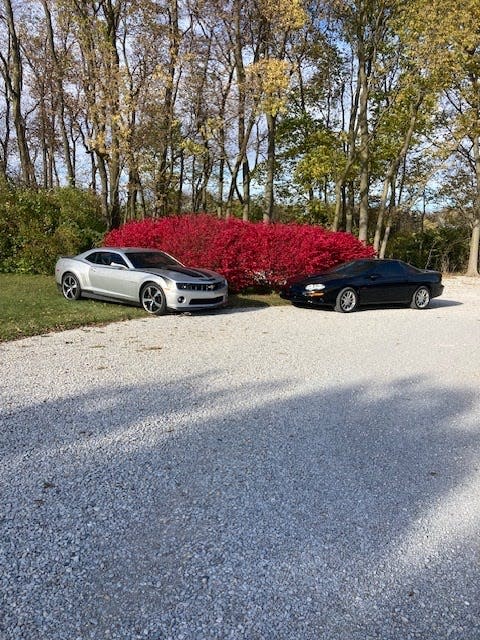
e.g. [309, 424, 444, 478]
[140, 283, 167, 315]
[334, 287, 358, 313]
[410, 286, 430, 309]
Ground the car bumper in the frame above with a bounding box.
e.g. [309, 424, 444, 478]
[280, 289, 328, 305]
[431, 283, 444, 298]
[165, 287, 228, 311]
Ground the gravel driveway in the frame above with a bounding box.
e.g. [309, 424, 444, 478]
[1, 277, 480, 640]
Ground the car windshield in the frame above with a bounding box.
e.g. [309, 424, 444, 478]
[329, 261, 374, 276]
[127, 251, 182, 269]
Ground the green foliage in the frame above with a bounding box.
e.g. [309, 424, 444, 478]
[304, 199, 335, 226]
[0, 183, 105, 274]
[295, 132, 348, 189]
[277, 112, 349, 191]
[387, 224, 470, 272]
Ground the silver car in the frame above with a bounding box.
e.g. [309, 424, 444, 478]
[55, 247, 228, 315]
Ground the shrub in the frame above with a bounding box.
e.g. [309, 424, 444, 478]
[0, 184, 105, 274]
[387, 227, 470, 273]
[105, 214, 375, 293]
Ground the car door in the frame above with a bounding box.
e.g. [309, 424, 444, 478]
[334, 261, 379, 305]
[363, 261, 410, 304]
[87, 251, 140, 300]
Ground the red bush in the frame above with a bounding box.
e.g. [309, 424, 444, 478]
[104, 214, 375, 292]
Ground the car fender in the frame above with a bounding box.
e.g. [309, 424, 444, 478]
[137, 273, 172, 297]
[55, 257, 91, 290]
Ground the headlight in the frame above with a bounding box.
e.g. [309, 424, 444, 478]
[305, 283, 325, 291]
[162, 278, 175, 290]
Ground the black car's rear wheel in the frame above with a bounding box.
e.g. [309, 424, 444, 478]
[410, 286, 430, 309]
[334, 287, 358, 313]
[140, 283, 167, 315]
[62, 273, 81, 300]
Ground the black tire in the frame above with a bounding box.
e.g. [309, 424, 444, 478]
[61, 272, 81, 301]
[410, 286, 430, 309]
[334, 287, 358, 313]
[140, 283, 167, 315]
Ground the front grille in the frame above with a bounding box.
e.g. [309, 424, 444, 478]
[190, 296, 224, 305]
[177, 281, 224, 291]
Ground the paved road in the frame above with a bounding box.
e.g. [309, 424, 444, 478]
[1, 277, 480, 639]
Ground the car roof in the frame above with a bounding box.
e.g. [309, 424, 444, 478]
[92, 247, 163, 253]
[353, 258, 399, 262]
[349, 258, 403, 264]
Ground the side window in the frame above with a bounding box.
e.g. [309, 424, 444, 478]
[85, 252, 101, 264]
[377, 261, 405, 277]
[108, 252, 128, 267]
[85, 251, 128, 267]
[97, 252, 112, 266]
[404, 263, 420, 275]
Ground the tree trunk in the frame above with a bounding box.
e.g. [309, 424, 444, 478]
[41, 0, 75, 186]
[357, 41, 369, 243]
[105, 0, 122, 228]
[177, 149, 184, 213]
[373, 90, 424, 252]
[264, 112, 276, 223]
[156, 0, 179, 216]
[466, 132, 480, 275]
[40, 93, 49, 188]
[96, 153, 109, 224]
[332, 180, 343, 230]
[3, 0, 36, 187]
[332, 76, 359, 232]
[346, 182, 354, 234]
[234, 0, 250, 219]
[379, 219, 391, 259]
[242, 158, 250, 221]
[126, 165, 139, 220]
[109, 151, 121, 228]
[217, 155, 224, 217]
[0, 82, 10, 179]
[379, 182, 396, 259]
[466, 221, 480, 276]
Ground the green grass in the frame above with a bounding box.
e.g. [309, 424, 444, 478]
[230, 290, 287, 307]
[0, 274, 285, 342]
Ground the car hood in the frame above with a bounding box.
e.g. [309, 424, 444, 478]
[137, 266, 222, 281]
[286, 271, 342, 287]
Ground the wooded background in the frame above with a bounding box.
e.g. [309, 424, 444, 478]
[1, 0, 479, 274]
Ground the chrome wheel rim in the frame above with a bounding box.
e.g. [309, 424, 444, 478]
[415, 288, 429, 308]
[142, 285, 164, 313]
[341, 290, 356, 312]
[62, 275, 78, 299]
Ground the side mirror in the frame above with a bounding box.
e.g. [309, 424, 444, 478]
[111, 262, 127, 269]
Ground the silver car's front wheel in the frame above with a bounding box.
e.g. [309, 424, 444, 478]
[334, 287, 358, 313]
[62, 273, 81, 300]
[411, 286, 430, 309]
[140, 283, 166, 315]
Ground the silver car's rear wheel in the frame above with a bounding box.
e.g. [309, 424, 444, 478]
[62, 273, 81, 300]
[334, 287, 358, 313]
[411, 286, 430, 309]
[141, 283, 166, 315]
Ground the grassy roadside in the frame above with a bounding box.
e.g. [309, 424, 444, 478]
[0, 274, 285, 342]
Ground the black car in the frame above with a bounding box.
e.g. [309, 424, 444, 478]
[280, 259, 444, 313]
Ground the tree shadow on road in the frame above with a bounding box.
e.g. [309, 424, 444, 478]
[1, 375, 479, 639]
